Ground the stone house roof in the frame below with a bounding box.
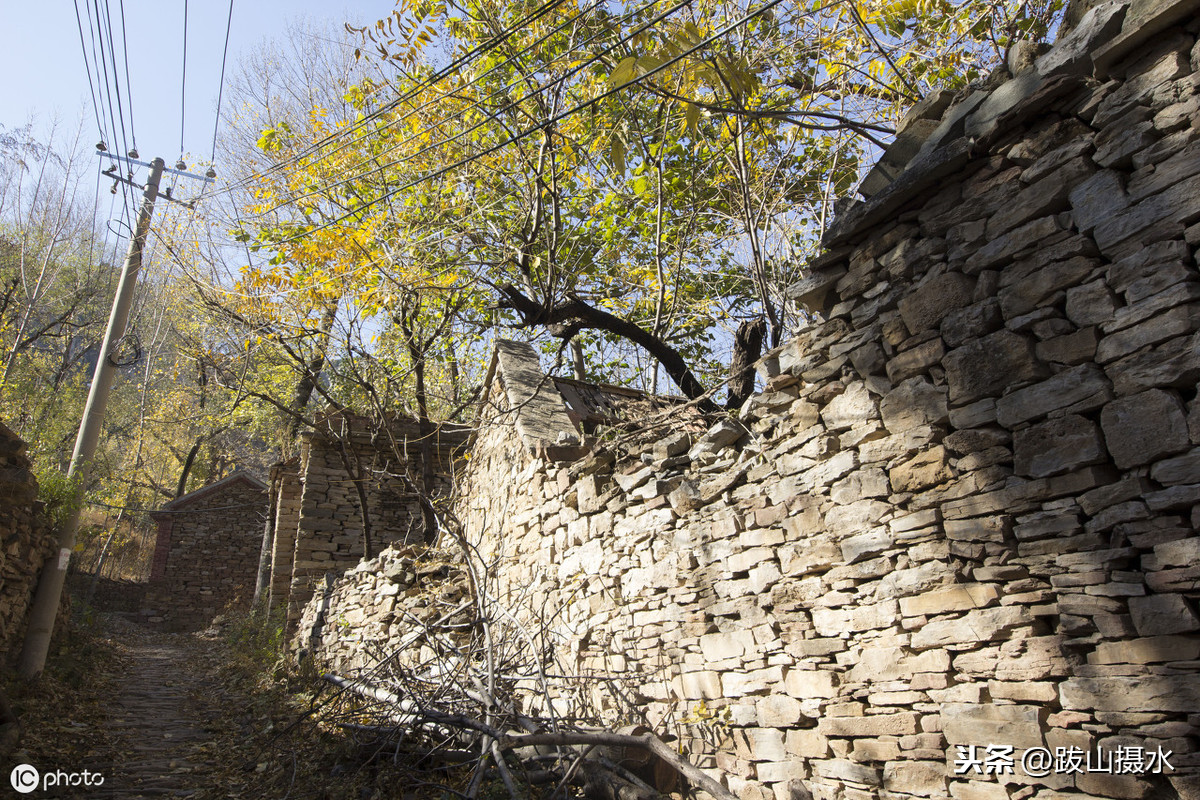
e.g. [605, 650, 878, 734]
[151, 471, 268, 515]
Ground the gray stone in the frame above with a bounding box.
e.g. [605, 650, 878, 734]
[987, 160, 1094, 240]
[886, 338, 945, 383]
[899, 583, 1000, 616]
[653, 431, 691, 459]
[882, 762, 946, 797]
[941, 300, 1004, 348]
[1100, 389, 1190, 468]
[941, 703, 1044, 749]
[879, 377, 949, 434]
[1106, 331, 1200, 395]
[1105, 240, 1190, 293]
[944, 330, 1043, 404]
[787, 269, 845, 313]
[757, 694, 807, 727]
[998, 255, 1098, 318]
[1060, 675, 1200, 712]
[831, 468, 890, 504]
[689, 418, 748, 460]
[840, 529, 894, 564]
[945, 514, 1011, 543]
[1066, 279, 1118, 326]
[784, 669, 839, 698]
[1089, 635, 1200, 664]
[1036, 326, 1099, 365]
[1095, 118, 1159, 169]
[911, 606, 1028, 650]
[879, 237, 947, 279]
[817, 712, 919, 737]
[1151, 450, 1200, 485]
[996, 363, 1112, 426]
[899, 272, 975, 335]
[849, 341, 887, 378]
[1128, 593, 1200, 636]
[1094, 171, 1200, 256]
[964, 71, 1044, 139]
[779, 541, 841, 576]
[889, 446, 953, 493]
[1099, 301, 1200, 362]
[821, 381, 879, 431]
[1035, 0, 1127, 76]
[965, 215, 1065, 273]
[943, 427, 1009, 454]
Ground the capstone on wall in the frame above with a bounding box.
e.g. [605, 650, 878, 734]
[0, 421, 56, 663]
[295, 2, 1200, 798]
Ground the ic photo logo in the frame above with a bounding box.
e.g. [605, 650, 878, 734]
[9, 763, 105, 793]
[10, 764, 39, 794]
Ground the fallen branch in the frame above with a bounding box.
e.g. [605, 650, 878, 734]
[323, 671, 735, 800]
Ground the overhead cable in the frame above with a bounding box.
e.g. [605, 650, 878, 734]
[265, 0, 788, 247]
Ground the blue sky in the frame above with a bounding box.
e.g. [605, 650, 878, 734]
[2, 0, 394, 162]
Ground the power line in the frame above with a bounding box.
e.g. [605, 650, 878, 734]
[264, 0, 788, 248]
[254, 0, 689, 218]
[210, 0, 235, 165]
[195, 0, 574, 201]
[71, 0, 106, 145]
[181, 0, 189, 160]
[118, 0, 138, 152]
[249, 0, 609, 200]
[97, 0, 134, 157]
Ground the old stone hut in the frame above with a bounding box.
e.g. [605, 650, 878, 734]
[291, 0, 1200, 797]
[144, 471, 268, 630]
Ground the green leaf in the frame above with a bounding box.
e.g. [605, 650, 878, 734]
[610, 134, 626, 176]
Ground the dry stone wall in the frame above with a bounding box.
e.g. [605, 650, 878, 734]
[296, 3, 1200, 799]
[0, 421, 55, 662]
[272, 416, 469, 630]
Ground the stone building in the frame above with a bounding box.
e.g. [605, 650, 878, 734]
[294, 2, 1200, 799]
[144, 471, 268, 631]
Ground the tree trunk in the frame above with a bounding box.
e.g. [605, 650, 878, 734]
[498, 284, 715, 410]
[251, 471, 280, 616]
[175, 440, 202, 498]
[725, 317, 766, 411]
[287, 300, 339, 438]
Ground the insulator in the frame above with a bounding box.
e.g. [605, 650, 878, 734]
[96, 141, 108, 152]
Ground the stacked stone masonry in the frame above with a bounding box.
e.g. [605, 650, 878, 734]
[0, 421, 55, 662]
[269, 414, 470, 629]
[144, 472, 268, 631]
[297, 2, 1200, 799]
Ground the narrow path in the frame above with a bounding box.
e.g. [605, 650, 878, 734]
[77, 619, 228, 799]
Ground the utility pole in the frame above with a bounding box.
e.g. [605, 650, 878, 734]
[17, 158, 165, 680]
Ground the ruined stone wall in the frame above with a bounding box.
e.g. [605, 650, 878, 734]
[269, 461, 301, 613]
[0, 421, 55, 662]
[280, 421, 467, 629]
[295, 2, 1200, 798]
[144, 477, 267, 631]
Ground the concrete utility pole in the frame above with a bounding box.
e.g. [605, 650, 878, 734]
[17, 157, 165, 680]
